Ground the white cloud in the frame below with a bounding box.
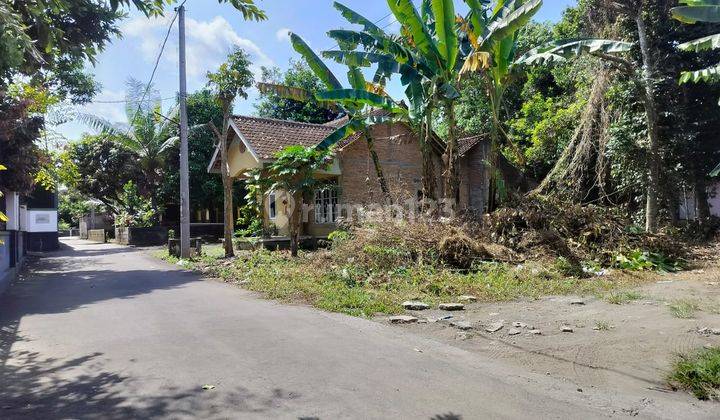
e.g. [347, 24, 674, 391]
[79, 89, 128, 124]
[276, 28, 291, 43]
[121, 15, 274, 82]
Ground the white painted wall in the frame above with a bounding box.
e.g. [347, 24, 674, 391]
[679, 182, 720, 219]
[24, 210, 58, 233]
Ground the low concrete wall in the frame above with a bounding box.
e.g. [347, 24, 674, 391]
[88, 229, 107, 243]
[116, 226, 168, 246]
[25, 231, 59, 252]
[166, 223, 224, 242]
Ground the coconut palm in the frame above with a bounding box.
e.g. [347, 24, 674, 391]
[79, 78, 179, 217]
[672, 0, 720, 177]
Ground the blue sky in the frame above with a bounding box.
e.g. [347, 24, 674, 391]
[58, 0, 576, 139]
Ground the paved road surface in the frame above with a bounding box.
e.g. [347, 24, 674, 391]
[0, 238, 713, 419]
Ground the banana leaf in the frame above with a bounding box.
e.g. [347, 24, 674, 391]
[480, 0, 542, 51]
[315, 89, 406, 114]
[333, 2, 386, 35]
[315, 118, 366, 150]
[515, 38, 633, 66]
[256, 82, 341, 112]
[431, 0, 459, 70]
[678, 33, 720, 52]
[671, 5, 720, 24]
[386, 0, 443, 68]
[290, 33, 343, 90]
[711, 161, 720, 177]
[680, 63, 720, 84]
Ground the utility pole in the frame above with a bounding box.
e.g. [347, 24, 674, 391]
[178, 5, 191, 258]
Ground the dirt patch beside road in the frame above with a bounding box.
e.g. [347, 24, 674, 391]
[379, 256, 720, 411]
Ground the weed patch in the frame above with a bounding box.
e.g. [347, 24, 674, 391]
[605, 291, 642, 305]
[668, 347, 720, 400]
[669, 299, 701, 319]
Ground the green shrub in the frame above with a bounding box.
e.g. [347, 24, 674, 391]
[613, 250, 683, 273]
[327, 230, 351, 243]
[668, 347, 720, 400]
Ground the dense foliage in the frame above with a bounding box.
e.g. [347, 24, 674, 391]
[256, 60, 341, 123]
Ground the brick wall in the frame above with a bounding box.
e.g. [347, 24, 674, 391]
[338, 123, 439, 206]
[459, 140, 490, 213]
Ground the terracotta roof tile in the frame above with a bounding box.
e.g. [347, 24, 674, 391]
[232, 115, 337, 160]
[457, 135, 488, 156]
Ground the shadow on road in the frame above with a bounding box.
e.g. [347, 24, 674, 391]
[0, 240, 312, 418]
[0, 349, 302, 419]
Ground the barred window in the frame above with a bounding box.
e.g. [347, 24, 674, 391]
[314, 188, 338, 224]
[268, 192, 277, 220]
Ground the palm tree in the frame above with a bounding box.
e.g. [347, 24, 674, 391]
[79, 78, 179, 218]
[672, 0, 720, 177]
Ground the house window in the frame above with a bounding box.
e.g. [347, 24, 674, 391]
[268, 192, 277, 220]
[315, 187, 338, 224]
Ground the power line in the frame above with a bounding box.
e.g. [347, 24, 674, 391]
[91, 96, 176, 104]
[125, 1, 184, 132]
[322, 11, 394, 52]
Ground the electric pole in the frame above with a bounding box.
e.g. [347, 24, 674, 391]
[178, 5, 191, 258]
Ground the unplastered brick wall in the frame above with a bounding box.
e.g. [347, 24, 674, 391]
[338, 123, 442, 206]
[459, 140, 490, 212]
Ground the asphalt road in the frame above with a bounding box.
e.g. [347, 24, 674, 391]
[0, 238, 713, 419]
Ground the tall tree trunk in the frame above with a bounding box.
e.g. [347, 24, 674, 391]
[217, 107, 235, 257]
[443, 100, 459, 205]
[289, 192, 302, 257]
[420, 107, 436, 201]
[635, 8, 661, 233]
[487, 87, 503, 212]
[695, 176, 711, 221]
[364, 128, 391, 204]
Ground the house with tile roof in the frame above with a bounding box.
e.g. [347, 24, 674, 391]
[208, 115, 498, 239]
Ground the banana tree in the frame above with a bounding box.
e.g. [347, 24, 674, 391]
[260, 32, 407, 203]
[323, 0, 464, 204]
[671, 0, 720, 177]
[457, 0, 544, 210]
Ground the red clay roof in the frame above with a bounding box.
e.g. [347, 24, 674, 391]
[233, 115, 337, 160]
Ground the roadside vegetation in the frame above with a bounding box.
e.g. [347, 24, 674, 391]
[156, 206, 679, 317]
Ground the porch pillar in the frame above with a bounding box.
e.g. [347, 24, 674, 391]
[5, 191, 20, 231]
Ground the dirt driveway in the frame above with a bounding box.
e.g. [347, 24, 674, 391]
[382, 257, 720, 413]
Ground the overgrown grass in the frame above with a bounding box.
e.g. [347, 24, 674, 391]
[154, 244, 645, 318]
[669, 299, 701, 319]
[668, 347, 720, 400]
[604, 290, 643, 305]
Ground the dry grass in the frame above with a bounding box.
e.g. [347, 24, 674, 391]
[154, 218, 655, 318]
